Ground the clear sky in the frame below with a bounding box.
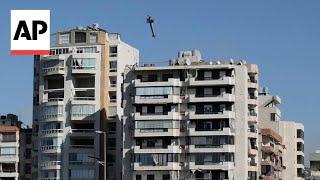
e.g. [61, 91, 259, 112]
[1, 0, 319, 164]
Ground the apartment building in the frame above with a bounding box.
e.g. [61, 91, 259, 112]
[280, 121, 304, 179]
[258, 89, 305, 180]
[0, 126, 19, 180]
[32, 24, 138, 180]
[19, 128, 32, 180]
[310, 150, 320, 179]
[122, 50, 259, 180]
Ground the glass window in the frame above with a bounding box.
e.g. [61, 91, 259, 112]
[109, 46, 117, 57]
[89, 33, 97, 43]
[70, 169, 94, 178]
[71, 105, 95, 117]
[147, 175, 154, 180]
[0, 147, 16, 155]
[107, 122, 116, 134]
[75, 32, 86, 43]
[136, 175, 142, 180]
[73, 58, 96, 69]
[163, 174, 170, 180]
[59, 33, 70, 44]
[107, 138, 116, 150]
[136, 87, 179, 96]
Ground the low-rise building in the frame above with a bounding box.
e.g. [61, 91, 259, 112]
[310, 150, 320, 180]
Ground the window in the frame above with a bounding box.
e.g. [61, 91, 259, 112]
[107, 122, 116, 134]
[163, 174, 170, 180]
[271, 113, 276, 121]
[75, 32, 87, 43]
[109, 61, 117, 72]
[248, 171, 257, 180]
[162, 74, 173, 81]
[109, 46, 117, 57]
[107, 138, 116, 150]
[2, 133, 16, 142]
[204, 71, 212, 80]
[1, 147, 16, 155]
[59, 33, 70, 44]
[69, 169, 94, 179]
[135, 120, 179, 130]
[136, 175, 142, 180]
[89, 33, 97, 43]
[76, 47, 97, 53]
[25, 148, 31, 159]
[147, 175, 155, 180]
[73, 58, 96, 69]
[136, 87, 179, 96]
[71, 105, 95, 117]
[24, 163, 31, 174]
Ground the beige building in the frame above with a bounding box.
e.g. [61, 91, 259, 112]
[0, 126, 20, 180]
[122, 50, 259, 180]
[258, 89, 304, 180]
[32, 24, 138, 180]
[0, 114, 32, 180]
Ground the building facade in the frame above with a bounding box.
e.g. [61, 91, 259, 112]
[32, 25, 138, 180]
[0, 114, 32, 180]
[0, 125, 20, 180]
[310, 150, 320, 179]
[258, 89, 305, 180]
[122, 50, 259, 180]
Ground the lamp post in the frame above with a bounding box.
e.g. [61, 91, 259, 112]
[94, 130, 107, 180]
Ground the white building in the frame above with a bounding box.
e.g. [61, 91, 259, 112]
[122, 50, 259, 180]
[32, 24, 138, 180]
[258, 89, 305, 180]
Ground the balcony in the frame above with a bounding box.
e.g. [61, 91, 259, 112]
[41, 129, 63, 137]
[133, 162, 182, 171]
[188, 93, 235, 103]
[72, 58, 96, 74]
[40, 105, 64, 122]
[134, 145, 182, 154]
[261, 129, 283, 144]
[188, 144, 235, 153]
[71, 129, 95, 137]
[41, 56, 64, 76]
[71, 104, 95, 121]
[41, 145, 61, 154]
[188, 161, 234, 171]
[248, 96, 258, 106]
[71, 88, 95, 104]
[70, 145, 94, 150]
[133, 111, 181, 121]
[188, 111, 235, 120]
[134, 95, 182, 104]
[189, 76, 235, 86]
[134, 78, 182, 87]
[189, 127, 234, 136]
[134, 128, 181, 137]
[40, 161, 61, 170]
[42, 66, 64, 76]
[42, 98, 64, 106]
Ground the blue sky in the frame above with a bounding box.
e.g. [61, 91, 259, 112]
[1, 0, 319, 164]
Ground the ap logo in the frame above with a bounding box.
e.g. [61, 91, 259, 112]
[11, 10, 50, 55]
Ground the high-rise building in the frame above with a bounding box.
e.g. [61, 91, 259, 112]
[32, 24, 138, 180]
[122, 50, 259, 180]
[258, 89, 305, 180]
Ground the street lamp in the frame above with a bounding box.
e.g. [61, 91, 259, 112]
[88, 130, 106, 180]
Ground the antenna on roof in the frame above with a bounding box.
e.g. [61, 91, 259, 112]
[146, 16, 156, 38]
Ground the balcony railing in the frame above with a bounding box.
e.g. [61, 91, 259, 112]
[40, 161, 61, 167]
[72, 129, 95, 133]
[41, 129, 63, 135]
[41, 145, 60, 151]
[70, 145, 94, 149]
